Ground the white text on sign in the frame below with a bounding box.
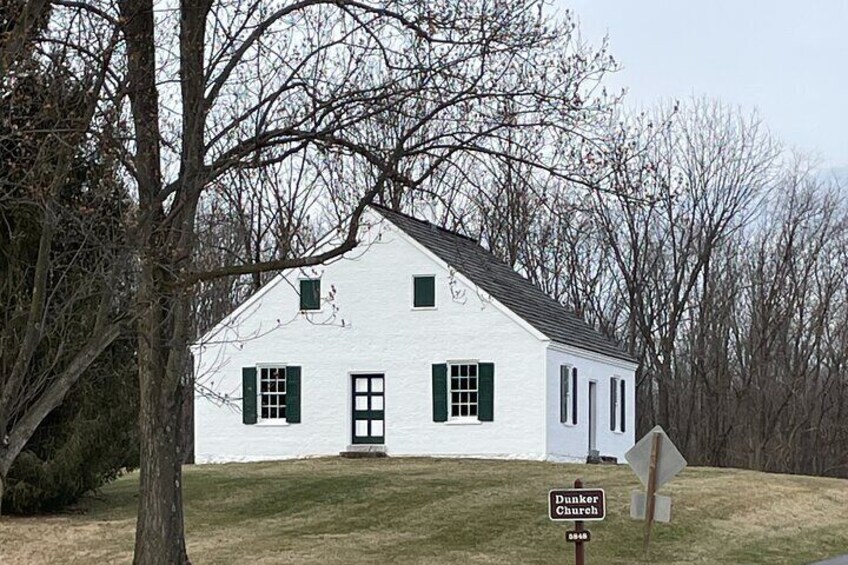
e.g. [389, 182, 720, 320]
[548, 488, 606, 522]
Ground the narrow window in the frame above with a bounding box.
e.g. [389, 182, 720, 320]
[413, 275, 436, 308]
[259, 366, 287, 420]
[610, 376, 625, 432]
[448, 362, 478, 418]
[300, 279, 321, 310]
[560, 365, 572, 424]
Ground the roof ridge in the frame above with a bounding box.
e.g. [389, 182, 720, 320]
[369, 203, 479, 244]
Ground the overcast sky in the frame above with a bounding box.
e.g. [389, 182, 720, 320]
[556, 0, 847, 171]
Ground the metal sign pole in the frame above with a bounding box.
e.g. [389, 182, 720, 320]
[644, 431, 662, 551]
[574, 478, 585, 565]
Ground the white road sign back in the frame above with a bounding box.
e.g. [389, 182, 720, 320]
[630, 492, 672, 523]
[624, 425, 687, 490]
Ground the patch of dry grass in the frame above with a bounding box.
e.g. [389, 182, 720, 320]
[1, 458, 846, 564]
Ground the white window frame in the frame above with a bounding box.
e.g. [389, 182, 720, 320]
[257, 364, 288, 423]
[411, 274, 437, 310]
[448, 361, 479, 420]
[560, 364, 576, 426]
[610, 376, 625, 433]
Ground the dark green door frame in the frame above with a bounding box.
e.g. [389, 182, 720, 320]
[352, 374, 385, 445]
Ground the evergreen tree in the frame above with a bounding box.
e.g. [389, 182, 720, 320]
[1, 0, 136, 514]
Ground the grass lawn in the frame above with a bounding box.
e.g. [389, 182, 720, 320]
[1, 458, 847, 564]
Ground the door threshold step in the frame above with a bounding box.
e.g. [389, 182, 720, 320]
[340, 445, 387, 458]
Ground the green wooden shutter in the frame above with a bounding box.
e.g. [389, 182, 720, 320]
[478, 362, 494, 422]
[414, 276, 435, 307]
[286, 366, 301, 423]
[242, 367, 257, 424]
[300, 279, 320, 310]
[620, 379, 626, 433]
[571, 368, 578, 425]
[432, 364, 447, 422]
[610, 377, 617, 431]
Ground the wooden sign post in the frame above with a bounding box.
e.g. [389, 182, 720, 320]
[549, 478, 605, 565]
[644, 431, 662, 551]
[573, 478, 586, 565]
[625, 425, 688, 553]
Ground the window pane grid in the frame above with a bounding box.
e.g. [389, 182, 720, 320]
[260, 367, 286, 420]
[449, 363, 478, 418]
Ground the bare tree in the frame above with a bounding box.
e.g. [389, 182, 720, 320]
[589, 100, 779, 437]
[112, 1, 621, 561]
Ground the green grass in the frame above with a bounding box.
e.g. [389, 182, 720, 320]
[1, 458, 847, 564]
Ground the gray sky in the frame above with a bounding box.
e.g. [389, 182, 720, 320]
[557, 0, 848, 170]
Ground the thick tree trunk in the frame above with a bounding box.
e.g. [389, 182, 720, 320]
[134, 373, 186, 563]
[133, 261, 188, 564]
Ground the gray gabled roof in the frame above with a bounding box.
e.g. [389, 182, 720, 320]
[373, 204, 636, 364]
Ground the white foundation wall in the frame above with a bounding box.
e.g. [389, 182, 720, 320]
[193, 217, 548, 462]
[544, 347, 636, 462]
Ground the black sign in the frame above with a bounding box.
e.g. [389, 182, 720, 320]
[566, 530, 591, 543]
[548, 488, 606, 521]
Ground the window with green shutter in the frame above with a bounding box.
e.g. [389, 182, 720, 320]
[413, 275, 435, 308]
[435, 361, 493, 422]
[300, 279, 321, 310]
[244, 365, 302, 424]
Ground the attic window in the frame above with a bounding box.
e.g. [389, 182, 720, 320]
[413, 275, 435, 308]
[299, 279, 321, 310]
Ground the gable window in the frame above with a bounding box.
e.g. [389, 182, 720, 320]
[241, 365, 301, 425]
[299, 279, 321, 310]
[413, 275, 436, 308]
[610, 376, 625, 432]
[560, 365, 578, 425]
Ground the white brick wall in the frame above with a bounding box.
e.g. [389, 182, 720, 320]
[193, 211, 635, 463]
[545, 346, 636, 462]
[194, 214, 547, 462]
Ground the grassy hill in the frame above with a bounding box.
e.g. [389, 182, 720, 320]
[1, 458, 847, 564]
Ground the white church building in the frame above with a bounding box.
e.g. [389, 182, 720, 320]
[192, 205, 637, 463]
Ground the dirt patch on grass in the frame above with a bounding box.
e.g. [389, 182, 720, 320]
[0, 516, 134, 564]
